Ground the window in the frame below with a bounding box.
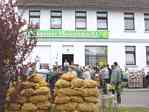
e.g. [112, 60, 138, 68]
[97, 12, 108, 30]
[75, 11, 87, 29]
[85, 46, 107, 65]
[51, 10, 62, 29]
[146, 46, 149, 65]
[40, 63, 49, 69]
[124, 13, 135, 30]
[29, 10, 40, 29]
[144, 14, 149, 31]
[125, 46, 136, 65]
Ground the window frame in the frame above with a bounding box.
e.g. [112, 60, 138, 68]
[29, 10, 40, 29]
[97, 11, 108, 30]
[50, 10, 62, 29]
[125, 46, 136, 65]
[144, 13, 149, 31]
[146, 46, 149, 65]
[85, 46, 108, 65]
[75, 11, 87, 30]
[124, 13, 135, 31]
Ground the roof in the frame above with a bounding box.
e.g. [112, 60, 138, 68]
[17, 0, 149, 10]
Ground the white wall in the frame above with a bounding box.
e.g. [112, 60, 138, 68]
[108, 11, 124, 39]
[136, 45, 146, 68]
[20, 8, 149, 69]
[62, 9, 75, 30]
[31, 45, 51, 63]
[21, 8, 149, 39]
[74, 44, 85, 65]
[28, 41, 149, 69]
[108, 43, 125, 69]
[40, 8, 50, 29]
[50, 43, 62, 66]
[87, 10, 96, 31]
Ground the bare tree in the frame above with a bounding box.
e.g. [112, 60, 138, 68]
[0, 0, 37, 111]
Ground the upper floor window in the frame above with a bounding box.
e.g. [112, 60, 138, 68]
[97, 12, 108, 30]
[146, 46, 149, 65]
[75, 11, 87, 30]
[125, 46, 136, 65]
[51, 10, 62, 29]
[124, 13, 135, 31]
[144, 13, 149, 31]
[29, 10, 40, 29]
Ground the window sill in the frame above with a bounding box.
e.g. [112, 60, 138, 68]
[97, 29, 108, 31]
[126, 65, 138, 68]
[124, 30, 136, 33]
[144, 30, 149, 33]
[75, 28, 87, 30]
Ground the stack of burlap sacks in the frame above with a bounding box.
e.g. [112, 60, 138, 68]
[55, 72, 101, 112]
[5, 74, 51, 112]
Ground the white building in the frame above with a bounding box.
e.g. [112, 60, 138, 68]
[18, 0, 149, 70]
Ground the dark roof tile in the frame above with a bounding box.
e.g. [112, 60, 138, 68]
[17, 0, 149, 10]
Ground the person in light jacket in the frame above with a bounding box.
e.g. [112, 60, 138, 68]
[83, 68, 91, 80]
[111, 62, 122, 104]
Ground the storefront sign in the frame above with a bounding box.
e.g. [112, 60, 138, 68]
[28, 29, 109, 39]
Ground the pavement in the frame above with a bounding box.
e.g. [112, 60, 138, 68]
[121, 88, 149, 107]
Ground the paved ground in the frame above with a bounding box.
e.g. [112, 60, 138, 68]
[121, 88, 149, 107]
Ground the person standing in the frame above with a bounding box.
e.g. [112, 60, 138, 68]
[107, 64, 112, 83]
[63, 59, 69, 72]
[82, 68, 91, 80]
[48, 66, 59, 102]
[111, 62, 122, 104]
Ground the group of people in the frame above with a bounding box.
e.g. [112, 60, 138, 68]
[15, 60, 122, 104]
[47, 60, 122, 104]
[15, 63, 36, 80]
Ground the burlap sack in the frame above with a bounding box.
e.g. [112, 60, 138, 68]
[84, 96, 98, 103]
[61, 72, 76, 81]
[82, 88, 99, 97]
[8, 103, 21, 111]
[6, 96, 10, 102]
[56, 103, 78, 111]
[55, 79, 71, 88]
[77, 103, 90, 112]
[73, 88, 85, 95]
[21, 103, 37, 111]
[20, 88, 35, 97]
[29, 74, 44, 83]
[65, 103, 78, 111]
[70, 96, 83, 103]
[29, 95, 49, 103]
[55, 104, 64, 111]
[87, 88, 99, 97]
[14, 96, 27, 104]
[35, 87, 50, 95]
[21, 81, 36, 89]
[6, 110, 20, 112]
[55, 96, 71, 104]
[71, 79, 84, 88]
[55, 88, 84, 96]
[84, 80, 97, 88]
[6, 87, 15, 96]
[38, 80, 49, 87]
[36, 101, 51, 110]
[37, 110, 49, 112]
[78, 103, 99, 112]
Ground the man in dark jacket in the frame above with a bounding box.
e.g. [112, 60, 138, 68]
[48, 66, 59, 102]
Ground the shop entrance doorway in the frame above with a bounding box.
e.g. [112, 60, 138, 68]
[62, 54, 74, 65]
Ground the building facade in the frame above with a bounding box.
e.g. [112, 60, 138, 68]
[18, 0, 149, 70]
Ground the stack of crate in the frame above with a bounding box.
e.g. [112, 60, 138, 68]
[128, 72, 144, 88]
